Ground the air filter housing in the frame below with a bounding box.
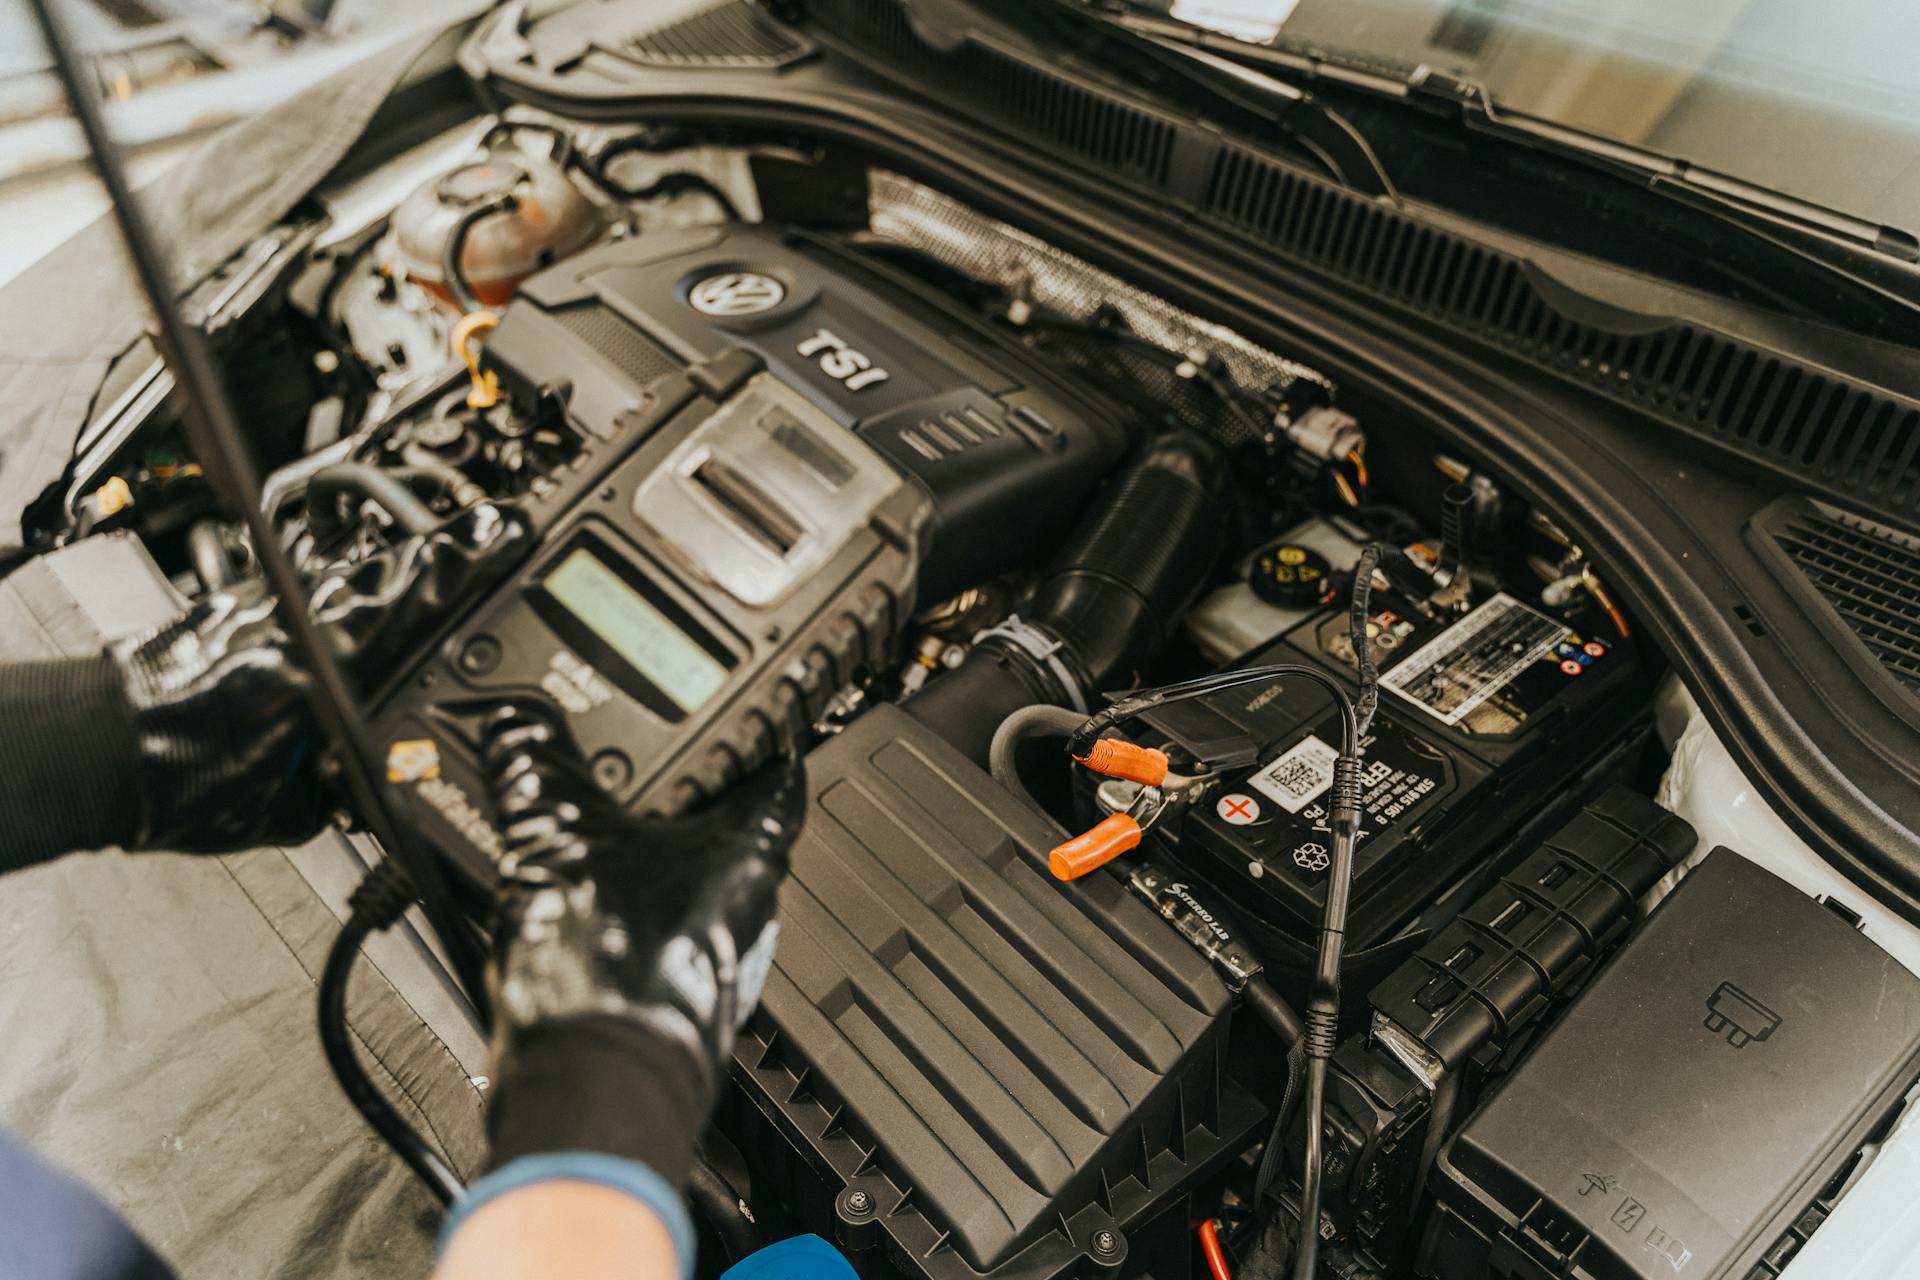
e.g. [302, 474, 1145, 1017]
[722, 706, 1262, 1280]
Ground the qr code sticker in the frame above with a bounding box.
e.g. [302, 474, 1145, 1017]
[1249, 734, 1339, 814]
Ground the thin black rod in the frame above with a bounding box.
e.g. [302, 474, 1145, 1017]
[27, 0, 491, 1007]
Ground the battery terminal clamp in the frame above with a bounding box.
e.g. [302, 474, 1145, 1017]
[1049, 738, 1215, 880]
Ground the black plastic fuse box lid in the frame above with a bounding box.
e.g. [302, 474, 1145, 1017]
[1427, 849, 1920, 1280]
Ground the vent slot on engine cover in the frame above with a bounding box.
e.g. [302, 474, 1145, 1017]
[724, 706, 1261, 1280]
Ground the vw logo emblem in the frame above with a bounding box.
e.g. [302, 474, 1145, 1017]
[688, 271, 785, 316]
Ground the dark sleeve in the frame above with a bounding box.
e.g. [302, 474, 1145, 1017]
[0, 1129, 174, 1280]
[0, 653, 144, 872]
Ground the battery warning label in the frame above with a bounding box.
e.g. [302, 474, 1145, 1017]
[1249, 733, 1340, 813]
[1381, 592, 1567, 726]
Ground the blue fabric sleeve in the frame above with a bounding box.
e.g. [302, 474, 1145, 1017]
[436, 1151, 696, 1278]
[0, 1129, 173, 1280]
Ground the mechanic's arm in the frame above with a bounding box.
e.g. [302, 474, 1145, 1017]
[0, 580, 337, 871]
[434, 704, 804, 1280]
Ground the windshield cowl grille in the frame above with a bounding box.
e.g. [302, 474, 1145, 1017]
[809, 0, 1920, 524]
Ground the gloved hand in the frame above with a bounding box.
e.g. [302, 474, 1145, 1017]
[474, 701, 806, 1190]
[114, 502, 533, 853]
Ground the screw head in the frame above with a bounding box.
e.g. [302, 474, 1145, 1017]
[591, 750, 633, 792]
[458, 634, 502, 676]
[845, 1190, 872, 1217]
[1091, 1230, 1119, 1256]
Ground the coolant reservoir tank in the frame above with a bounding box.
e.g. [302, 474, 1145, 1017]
[391, 149, 603, 309]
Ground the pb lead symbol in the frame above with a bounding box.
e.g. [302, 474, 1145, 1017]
[1703, 981, 1781, 1048]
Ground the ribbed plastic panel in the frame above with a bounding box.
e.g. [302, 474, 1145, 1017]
[1200, 142, 1920, 518]
[824, 0, 1176, 186]
[550, 301, 680, 386]
[625, 0, 810, 68]
[729, 705, 1260, 1280]
[1755, 497, 1920, 698]
[811, 1, 1920, 522]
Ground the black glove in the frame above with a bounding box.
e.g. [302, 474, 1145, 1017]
[476, 702, 806, 1187]
[116, 501, 533, 852]
[114, 578, 324, 852]
[39, 503, 531, 858]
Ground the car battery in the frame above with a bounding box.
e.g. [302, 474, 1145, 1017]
[1129, 585, 1647, 950]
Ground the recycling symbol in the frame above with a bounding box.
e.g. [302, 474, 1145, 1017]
[1293, 842, 1330, 873]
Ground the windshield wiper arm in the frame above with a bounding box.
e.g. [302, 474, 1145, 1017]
[1008, 0, 1397, 200]
[1128, 31, 1399, 201]
[1110, 10, 1920, 303]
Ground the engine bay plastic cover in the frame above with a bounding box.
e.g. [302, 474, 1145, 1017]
[480, 222, 1134, 600]
[728, 705, 1262, 1277]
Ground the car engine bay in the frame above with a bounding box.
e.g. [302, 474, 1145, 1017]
[31, 105, 1920, 1280]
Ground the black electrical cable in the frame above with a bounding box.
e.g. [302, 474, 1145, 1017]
[1350, 544, 1382, 737]
[26, 0, 493, 1010]
[1242, 975, 1306, 1049]
[1059, 616, 1375, 1280]
[319, 862, 466, 1207]
[1243, 975, 1308, 1208]
[1411, 1071, 1461, 1210]
[1066, 662, 1359, 761]
[1252, 1040, 1308, 1205]
[687, 1158, 764, 1264]
[1290, 548, 1382, 1280]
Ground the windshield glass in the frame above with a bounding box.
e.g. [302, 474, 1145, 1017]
[1152, 0, 1920, 236]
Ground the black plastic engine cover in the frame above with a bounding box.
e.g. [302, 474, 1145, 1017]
[724, 705, 1262, 1280]
[482, 223, 1136, 600]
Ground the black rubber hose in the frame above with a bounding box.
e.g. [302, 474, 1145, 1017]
[578, 134, 744, 220]
[1028, 432, 1227, 693]
[319, 863, 465, 1207]
[443, 193, 516, 315]
[307, 462, 442, 542]
[907, 433, 1228, 762]
[900, 641, 1064, 768]
[687, 1158, 764, 1264]
[988, 704, 1088, 792]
